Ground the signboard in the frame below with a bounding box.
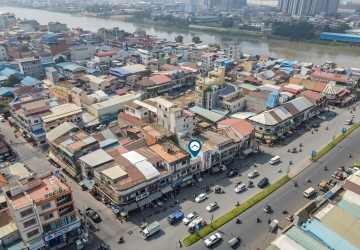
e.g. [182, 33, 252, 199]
[45, 219, 81, 241]
[44, 187, 63, 199]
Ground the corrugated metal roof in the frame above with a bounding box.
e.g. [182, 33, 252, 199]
[101, 165, 127, 180]
[285, 226, 330, 250]
[134, 160, 160, 180]
[79, 149, 113, 167]
[338, 199, 360, 219]
[271, 235, 306, 250]
[287, 97, 313, 112]
[122, 151, 146, 164]
[46, 122, 77, 142]
[189, 106, 224, 123]
[342, 190, 360, 209]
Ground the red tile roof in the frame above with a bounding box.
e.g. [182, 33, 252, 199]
[116, 88, 128, 95]
[218, 119, 254, 136]
[118, 112, 147, 127]
[300, 90, 325, 102]
[311, 71, 349, 83]
[94, 51, 118, 57]
[149, 74, 172, 85]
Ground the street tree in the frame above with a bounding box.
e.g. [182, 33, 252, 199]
[175, 35, 183, 43]
[55, 56, 66, 64]
[192, 36, 202, 44]
[208, 43, 221, 50]
[4, 74, 20, 87]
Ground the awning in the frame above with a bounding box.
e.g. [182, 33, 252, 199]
[242, 148, 254, 155]
[124, 202, 138, 212]
[172, 180, 183, 188]
[182, 175, 193, 182]
[266, 139, 271, 143]
[180, 180, 192, 187]
[137, 192, 162, 208]
[162, 185, 173, 194]
[80, 179, 95, 190]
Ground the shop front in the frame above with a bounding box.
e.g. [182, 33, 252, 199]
[44, 219, 81, 248]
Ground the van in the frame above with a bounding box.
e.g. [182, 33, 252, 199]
[303, 187, 316, 198]
[345, 119, 352, 125]
[269, 156, 280, 165]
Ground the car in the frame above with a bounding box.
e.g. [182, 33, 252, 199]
[234, 184, 247, 193]
[257, 177, 269, 188]
[338, 166, 345, 171]
[345, 119, 353, 125]
[311, 122, 320, 128]
[195, 193, 208, 203]
[206, 202, 219, 212]
[204, 233, 221, 247]
[183, 212, 198, 225]
[332, 171, 343, 180]
[263, 204, 271, 213]
[85, 207, 101, 222]
[317, 115, 326, 120]
[0, 117, 5, 122]
[227, 170, 239, 178]
[247, 170, 259, 179]
[219, 165, 228, 171]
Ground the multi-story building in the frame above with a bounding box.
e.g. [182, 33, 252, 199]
[48, 86, 72, 104]
[227, 44, 241, 60]
[220, 0, 247, 11]
[86, 75, 118, 92]
[0, 12, 16, 29]
[5, 172, 81, 249]
[195, 67, 225, 108]
[18, 19, 39, 32]
[17, 57, 44, 78]
[200, 52, 218, 70]
[41, 103, 83, 131]
[43, 38, 68, 56]
[47, 22, 68, 33]
[56, 62, 86, 79]
[278, 0, 339, 16]
[156, 97, 195, 137]
[0, 45, 8, 61]
[69, 45, 97, 62]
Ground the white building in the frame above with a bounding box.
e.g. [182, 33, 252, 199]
[70, 45, 97, 62]
[47, 22, 68, 33]
[0, 12, 16, 29]
[18, 19, 39, 32]
[200, 52, 217, 70]
[138, 49, 151, 65]
[17, 57, 44, 78]
[228, 44, 241, 60]
[93, 51, 119, 66]
[0, 45, 8, 61]
[156, 97, 195, 137]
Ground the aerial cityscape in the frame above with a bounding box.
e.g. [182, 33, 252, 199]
[0, 0, 359, 250]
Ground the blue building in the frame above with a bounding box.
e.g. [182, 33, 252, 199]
[320, 32, 360, 46]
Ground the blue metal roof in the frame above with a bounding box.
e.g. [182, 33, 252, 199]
[32, 128, 46, 135]
[320, 32, 360, 43]
[218, 86, 236, 96]
[337, 199, 360, 219]
[0, 68, 24, 78]
[0, 87, 17, 97]
[21, 76, 42, 86]
[109, 67, 132, 78]
[301, 220, 357, 250]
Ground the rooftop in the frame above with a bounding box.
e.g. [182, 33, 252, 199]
[149, 141, 189, 164]
[101, 165, 127, 181]
[41, 103, 83, 123]
[79, 149, 113, 167]
[90, 93, 141, 110]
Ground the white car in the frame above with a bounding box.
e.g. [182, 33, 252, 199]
[183, 212, 198, 225]
[195, 193, 208, 203]
[317, 115, 326, 120]
[220, 165, 228, 171]
[248, 170, 259, 179]
[234, 184, 247, 193]
[204, 233, 221, 247]
[206, 202, 218, 212]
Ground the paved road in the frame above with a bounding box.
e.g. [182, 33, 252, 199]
[188, 122, 360, 250]
[1, 105, 358, 250]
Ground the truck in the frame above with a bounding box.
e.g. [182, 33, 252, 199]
[141, 221, 160, 239]
[85, 207, 100, 222]
[167, 210, 184, 225]
[268, 219, 278, 233]
[318, 180, 329, 192]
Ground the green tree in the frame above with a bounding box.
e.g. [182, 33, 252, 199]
[192, 36, 202, 44]
[4, 74, 20, 87]
[222, 17, 234, 28]
[208, 43, 221, 50]
[175, 35, 184, 43]
[55, 56, 66, 64]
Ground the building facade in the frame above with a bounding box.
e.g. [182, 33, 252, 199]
[17, 57, 44, 78]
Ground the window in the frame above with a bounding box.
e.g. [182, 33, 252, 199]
[41, 202, 51, 210]
[59, 205, 70, 213]
[33, 119, 39, 123]
[27, 229, 39, 238]
[44, 213, 54, 220]
[23, 218, 37, 228]
[182, 160, 186, 165]
[20, 208, 34, 218]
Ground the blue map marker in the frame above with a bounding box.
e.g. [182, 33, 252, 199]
[188, 139, 202, 157]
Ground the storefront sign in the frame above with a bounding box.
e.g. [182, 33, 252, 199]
[44, 187, 63, 199]
[44, 219, 81, 241]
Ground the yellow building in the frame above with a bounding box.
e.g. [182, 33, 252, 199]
[195, 67, 225, 108]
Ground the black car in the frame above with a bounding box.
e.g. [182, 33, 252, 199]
[311, 122, 320, 128]
[257, 178, 269, 188]
[330, 113, 337, 117]
[227, 170, 239, 178]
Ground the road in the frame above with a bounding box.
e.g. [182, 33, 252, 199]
[1, 105, 359, 250]
[188, 125, 360, 250]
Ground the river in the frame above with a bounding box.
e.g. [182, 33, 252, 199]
[2, 6, 360, 68]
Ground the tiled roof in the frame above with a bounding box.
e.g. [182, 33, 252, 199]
[311, 71, 350, 83]
[300, 90, 325, 102]
[94, 51, 118, 57]
[118, 112, 147, 127]
[149, 74, 172, 85]
[13, 86, 41, 96]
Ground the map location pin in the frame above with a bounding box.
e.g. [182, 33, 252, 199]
[188, 139, 202, 157]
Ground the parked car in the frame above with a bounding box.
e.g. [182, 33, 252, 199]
[206, 202, 219, 212]
[183, 212, 198, 225]
[195, 193, 208, 203]
[227, 170, 239, 178]
[85, 207, 101, 222]
[311, 122, 320, 128]
[220, 165, 228, 172]
[263, 205, 271, 213]
[257, 178, 269, 188]
[332, 171, 344, 180]
[330, 112, 337, 117]
[204, 233, 221, 247]
[317, 115, 326, 120]
[234, 184, 247, 193]
[247, 170, 259, 179]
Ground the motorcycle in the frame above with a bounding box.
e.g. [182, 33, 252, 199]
[236, 218, 241, 224]
[118, 237, 124, 244]
[326, 127, 329, 130]
[256, 218, 261, 223]
[324, 166, 328, 171]
[349, 154, 352, 158]
[294, 181, 298, 187]
[235, 201, 240, 206]
[282, 209, 287, 214]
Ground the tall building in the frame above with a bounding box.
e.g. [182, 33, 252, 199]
[278, 0, 339, 16]
[17, 57, 45, 78]
[221, 0, 247, 11]
[5, 173, 81, 249]
[48, 22, 68, 33]
[0, 12, 16, 29]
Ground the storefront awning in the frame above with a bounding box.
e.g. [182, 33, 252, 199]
[162, 185, 173, 194]
[266, 139, 271, 144]
[137, 192, 162, 208]
[79, 179, 95, 190]
[124, 202, 138, 211]
[242, 148, 254, 155]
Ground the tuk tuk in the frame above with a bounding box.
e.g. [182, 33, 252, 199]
[215, 186, 224, 194]
[228, 237, 239, 248]
[247, 181, 253, 188]
[268, 219, 278, 233]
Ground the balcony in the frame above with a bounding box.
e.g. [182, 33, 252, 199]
[59, 204, 74, 217]
[56, 195, 72, 207]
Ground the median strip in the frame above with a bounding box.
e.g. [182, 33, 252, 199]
[310, 122, 360, 162]
[183, 176, 290, 247]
